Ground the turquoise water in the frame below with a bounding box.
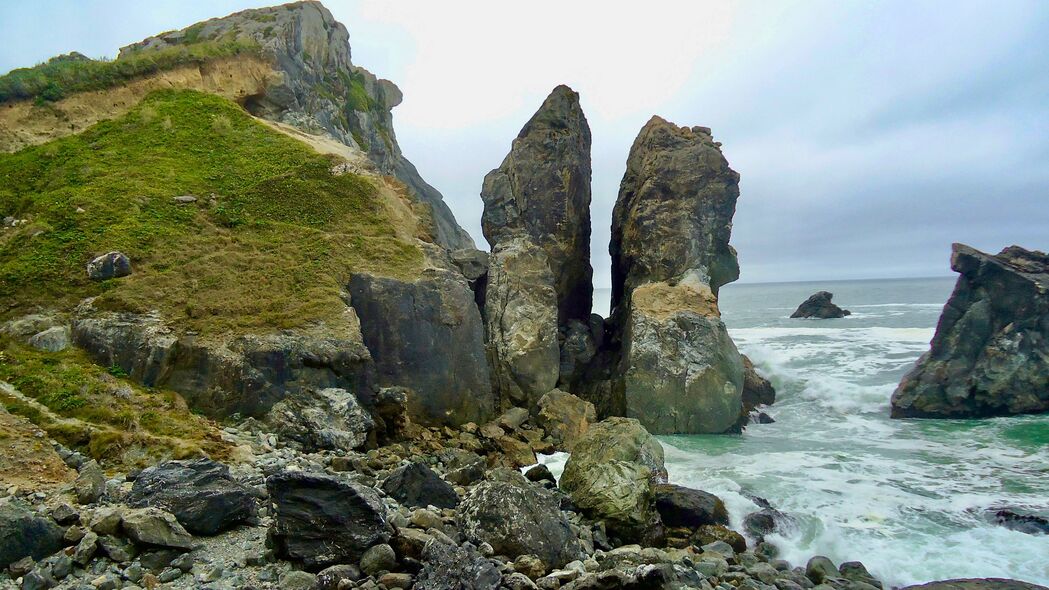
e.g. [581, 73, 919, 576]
[652, 278, 1049, 587]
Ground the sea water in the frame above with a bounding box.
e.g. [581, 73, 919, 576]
[580, 279, 1049, 587]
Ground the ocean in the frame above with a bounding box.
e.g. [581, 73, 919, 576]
[572, 278, 1049, 587]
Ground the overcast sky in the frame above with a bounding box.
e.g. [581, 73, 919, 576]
[2, 1, 1047, 285]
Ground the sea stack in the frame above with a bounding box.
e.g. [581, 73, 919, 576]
[891, 243, 1049, 419]
[790, 291, 851, 319]
[607, 116, 745, 434]
[481, 85, 596, 409]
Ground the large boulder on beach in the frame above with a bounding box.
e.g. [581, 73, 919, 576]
[264, 387, 374, 452]
[891, 244, 1049, 419]
[535, 388, 597, 451]
[607, 116, 744, 434]
[790, 291, 850, 319]
[381, 462, 460, 509]
[267, 471, 392, 569]
[127, 458, 256, 535]
[458, 480, 581, 568]
[560, 417, 666, 543]
[0, 501, 66, 568]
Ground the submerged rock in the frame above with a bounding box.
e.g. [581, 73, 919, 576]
[607, 116, 744, 434]
[790, 291, 850, 319]
[891, 244, 1049, 418]
[126, 459, 256, 536]
[991, 509, 1049, 535]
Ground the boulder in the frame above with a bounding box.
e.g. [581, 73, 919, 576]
[415, 539, 501, 590]
[121, 507, 194, 549]
[265, 387, 374, 452]
[349, 270, 494, 426]
[891, 244, 1049, 418]
[449, 248, 490, 282]
[126, 458, 256, 535]
[790, 291, 850, 319]
[86, 251, 131, 280]
[27, 326, 71, 352]
[607, 117, 744, 434]
[559, 418, 666, 544]
[458, 481, 581, 568]
[0, 501, 65, 569]
[267, 471, 392, 569]
[381, 462, 460, 509]
[74, 460, 106, 505]
[741, 355, 776, 412]
[900, 581, 1049, 590]
[653, 484, 728, 528]
[535, 389, 596, 451]
[991, 509, 1049, 535]
[742, 507, 798, 541]
[359, 543, 397, 576]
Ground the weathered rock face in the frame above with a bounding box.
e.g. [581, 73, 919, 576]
[267, 471, 392, 570]
[790, 291, 850, 319]
[481, 85, 593, 325]
[349, 270, 494, 426]
[265, 387, 374, 452]
[126, 459, 256, 536]
[72, 302, 375, 419]
[741, 355, 776, 413]
[483, 238, 560, 409]
[892, 244, 1049, 418]
[606, 116, 745, 435]
[535, 389, 597, 451]
[119, 1, 472, 249]
[458, 481, 581, 568]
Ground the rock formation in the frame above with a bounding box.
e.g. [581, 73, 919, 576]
[891, 243, 1049, 418]
[605, 116, 745, 434]
[790, 291, 850, 319]
[481, 85, 594, 408]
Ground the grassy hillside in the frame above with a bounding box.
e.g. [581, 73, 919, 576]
[0, 89, 422, 334]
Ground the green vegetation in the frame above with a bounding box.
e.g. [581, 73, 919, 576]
[0, 337, 232, 467]
[0, 39, 259, 104]
[0, 89, 422, 334]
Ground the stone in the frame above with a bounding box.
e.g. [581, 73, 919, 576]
[380, 573, 414, 589]
[75, 460, 106, 505]
[267, 471, 392, 569]
[741, 355, 776, 412]
[7, 555, 33, 577]
[891, 244, 1049, 418]
[535, 389, 596, 452]
[514, 554, 547, 579]
[121, 507, 193, 549]
[899, 580, 1049, 590]
[990, 509, 1049, 535]
[524, 464, 556, 485]
[791, 291, 851, 319]
[317, 564, 363, 590]
[265, 387, 374, 452]
[449, 248, 490, 282]
[172, 195, 197, 203]
[126, 458, 256, 535]
[0, 501, 65, 568]
[498, 407, 531, 431]
[349, 270, 494, 426]
[743, 507, 798, 541]
[72, 531, 99, 565]
[458, 481, 581, 569]
[607, 117, 745, 434]
[415, 539, 501, 590]
[806, 556, 839, 584]
[87, 507, 123, 536]
[381, 462, 460, 509]
[86, 251, 132, 280]
[279, 570, 318, 590]
[359, 543, 396, 576]
[97, 535, 137, 563]
[506, 572, 540, 590]
[653, 484, 729, 528]
[27, 326, 71, 352]
[691, 525, 746, 554]
[49, 503, 78, 525]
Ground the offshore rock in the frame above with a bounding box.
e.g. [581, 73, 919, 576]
[608, 117, 744, 434]
[891, 244, 1049, 418]
[119, 1, 472, 249]
[267, 471, 392, 570]
[265, 387, 374, 452]
[349, 270, 494, 426]
[481, 84, 593, 326]
[126, 459, 256, 536]
[790, 291, 850, 319]
[458, 481, 581, 568]
[484, 237, 560, 409]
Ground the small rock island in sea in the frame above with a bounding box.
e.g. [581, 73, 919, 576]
[790, 291, 852, 319]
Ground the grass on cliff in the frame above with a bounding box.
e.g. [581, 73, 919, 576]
[0, 39, 260, 104]
[0, 89, 423, 334]
[0, 337, 233, 468]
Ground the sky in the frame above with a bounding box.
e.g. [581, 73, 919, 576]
[2, 1, 1047, 285]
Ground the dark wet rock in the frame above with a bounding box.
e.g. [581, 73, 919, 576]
[458, 481, 581, 568]
[86, 251, 131, 280]
[381, 462, 460, 509]
[891, 244, 1049, 418]
[316, 564, 363, 590]
[607, 117, 744, 435]
[524, 464, 556, 485]
[415, 539, 501, 590]
[126, 458, 256, 535]
[790, 291, 850, 319]
[121, 507, 193, 549]
[806, 555, 839, 584]
[0, 501, 65, 569]
[653, 484, 728, 528]
[991, 509, 1049, 535]
[741, 355, 776, 412]
[349, 270, 494, 426]
[743, 507, 798, 541]
[267, 471, 392, 569]
[265, 387, 374, 452]
[900, 580, 1049, 590]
